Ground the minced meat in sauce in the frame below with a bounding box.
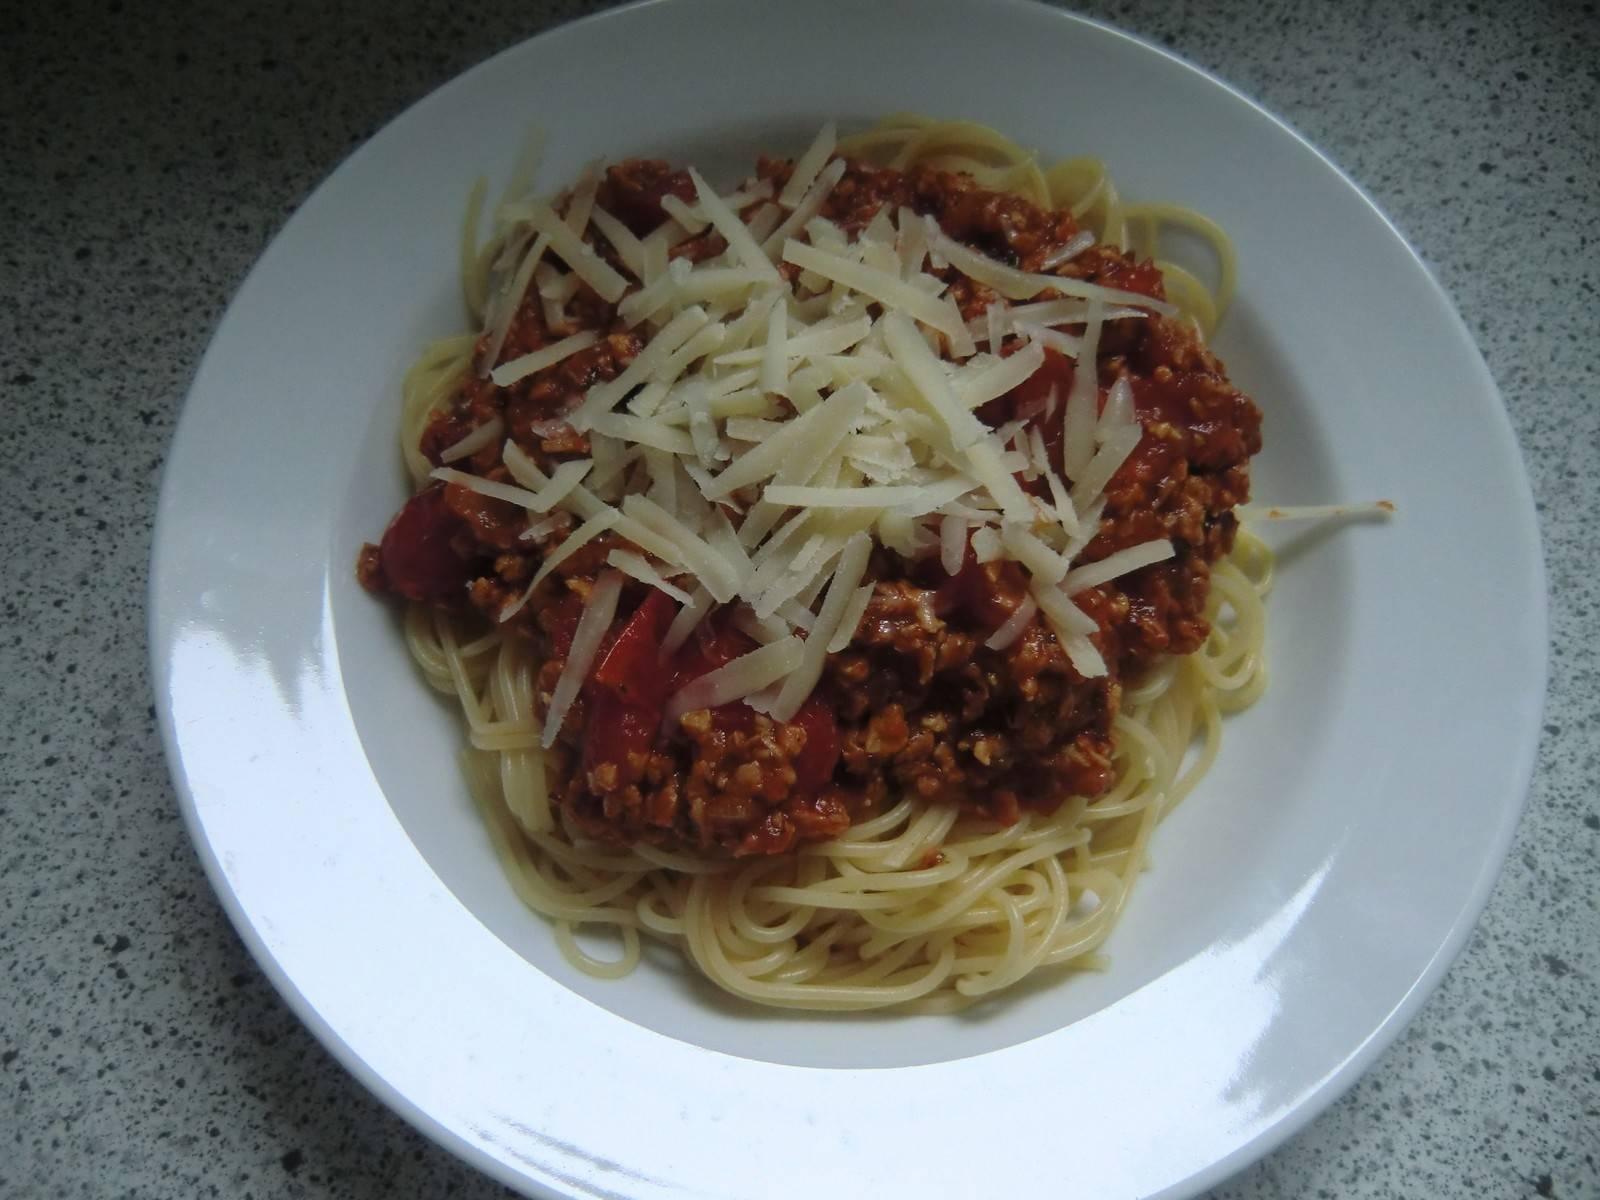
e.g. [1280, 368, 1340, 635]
[358, 153, 1261, 857]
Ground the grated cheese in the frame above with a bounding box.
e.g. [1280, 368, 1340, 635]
[1060, 538, 1175, 595]
[674, 266, 769, 305]
[665, 636, 805, 723]
[535, 264, 578, 303]
[891, 473, 979, 517]
[952, 340, 1046, 410]
[971, 525, 1003, 563]
[501, 509, 619, 621]
[1061, 300, 1104, 481]
[588, 204, 646, 278]
[479, 232, 549, 374]
[659, 193, 707, 234]
[764, 483, 921, 509]
[1042, 459, 1081, 538]
[1026, 426, 1052, 478]
[985, 594, 1039, 651]
[939, 514, 967, 576]
[1060, 496, 1106, 564]
[627, 380, 671, 418]
[644, 446, 676, 512]
[541, 569, 622, 746]
[881, 312, 988, 449]
[783, 240, 968, 344]
[659, 586, 713, 659]
[500, 446, 593, 512]
[1011, 318, 1082, 358]
[525, 200, 628, 303]
[429, 466, 543, 511]
[562, 162, 599, 236]
[1097, 374, 1136, 439]
[743, 203, 782, 244]
[779, 122, 837, 209]
[704, 508, 755, 584]
[587, 412, 696, 456]
[760, 300, 788, 398]
[922, 216, 1174, 313]
[568, 306, 709, 429]
[769, 531, 872, 721]
[715, 313, 873, 367]
[704, 379, 871, 499]
[827, 583, 876, 652]
[962, 438, 1036, 524]
[1031, 579, 1106, 678]
[1031, 577, 1099, 637]
[622, 494, 742, 602]
[490, 330, 600, 388]
[607, 548, 693, 604]
[763, 158, 847, 260]
[725, 417, 788, 443]
[754, 532, 849, 619]
[1070, 421, 1144, 511]
[1039, 230, 1096, 270]
[1001, 525, 1071, 584]
[617, 271, 677, 327]
[983, 302, 1007, 351]
[688, 167, 783, 282]
[731, 604, 792, 645]
[1061, 634, 1108, 679]
[438, 416, 505, 464]
[651, 324, 727, 389]
[517, 512, 563, 543]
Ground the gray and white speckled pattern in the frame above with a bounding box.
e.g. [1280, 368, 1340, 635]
[2, 1, 1595, 1196]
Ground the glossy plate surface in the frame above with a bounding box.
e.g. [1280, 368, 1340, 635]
[150, 1, 1546, 1195]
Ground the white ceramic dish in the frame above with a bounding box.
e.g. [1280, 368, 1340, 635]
[149, 1, 1547, 1195]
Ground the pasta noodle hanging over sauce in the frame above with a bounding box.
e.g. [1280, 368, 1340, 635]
[357, 115, 1270, 1011]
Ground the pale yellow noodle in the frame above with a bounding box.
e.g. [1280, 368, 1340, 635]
[459, 176, 489, 322]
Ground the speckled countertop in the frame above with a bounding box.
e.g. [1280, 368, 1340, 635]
[3, 0, 1596, 1196]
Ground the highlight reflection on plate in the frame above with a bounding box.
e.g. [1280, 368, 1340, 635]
[151, 1, 1545, 1195]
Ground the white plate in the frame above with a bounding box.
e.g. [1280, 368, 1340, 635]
[149, 1, 1547, 1196]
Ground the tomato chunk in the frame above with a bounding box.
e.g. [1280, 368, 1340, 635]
[791, 696, 839, 794]
[541, 591, 584, 659]
[582, 605, 833, 791]
[591, 590, 677, 707]
[934, 545, 1030, 636]
[596, 161, 696, 236]
[581, 691, 660, 787]
[377, 485, 474, 602]
[668, 620, 756, 689]
[666, 620, 759, 734]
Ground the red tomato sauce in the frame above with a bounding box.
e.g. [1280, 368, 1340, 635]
[359, 152, 1260, 856]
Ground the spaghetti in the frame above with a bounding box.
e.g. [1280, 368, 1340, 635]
[366, 117, 1268, 1011]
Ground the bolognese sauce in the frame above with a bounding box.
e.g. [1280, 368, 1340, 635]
[359, 154, 1260, 857]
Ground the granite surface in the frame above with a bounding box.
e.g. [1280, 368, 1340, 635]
[3, 0, 1596, 1196]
